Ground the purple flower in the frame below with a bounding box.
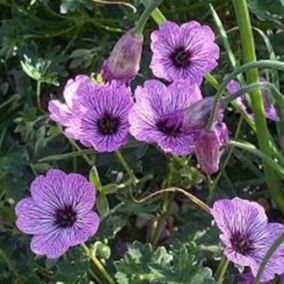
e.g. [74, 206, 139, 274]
[212, 198, 284, 283]
[227, 80, 279, 121]
[238, 270, 284, 284]
[237, 270, 255, 284]
[102, 30, 143, 83]
[129, 79, 203, 156]
[73, 81, 133, 152]
[237, 270, 270, 284]
[48, 75, 90, 139]
[150, 20, 220, 83]
[15, 169, 100, 259]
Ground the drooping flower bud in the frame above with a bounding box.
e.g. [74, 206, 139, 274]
[102, 30, 143, 83]
[164, 97, 225, 131]
[194, 128, 221, 175]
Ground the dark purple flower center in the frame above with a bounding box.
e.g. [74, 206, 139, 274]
[55, 205, 77, 228]
[171, 47, 191, 68]
[230, 232, 253, 255]
[97, 113, 120, 135]
[156, 117, 182, 137]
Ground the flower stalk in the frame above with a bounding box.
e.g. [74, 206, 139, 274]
[134, 0, 164, 34]
[82, 244, 115, 284]
[232, 0, 284, 213]
[36, 80, 45, 114]
[207, 60, 284, 130]
[134, 187, 211, 215]
[115, 150, 139, 185]
[216, 256, 230, 284]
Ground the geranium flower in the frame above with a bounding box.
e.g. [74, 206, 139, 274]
[48, 75, 90, 139]
[73, 81, 133, 152]
[129, 79, 203, 156]
[212, 198, 284, 283]
[150, 21, 219, 83]
[15, 169, 100, 259]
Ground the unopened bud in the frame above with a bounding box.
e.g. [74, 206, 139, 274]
[195, 129, 221, 175]
[102, 30, 143, 83]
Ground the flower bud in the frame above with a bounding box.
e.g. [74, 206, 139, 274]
[164, 97, 225, 131]
[102, 30, 143, 83]
[194, 129, 221, 175]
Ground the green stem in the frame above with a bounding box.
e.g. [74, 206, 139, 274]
[205, 73, 220, 90]
[39, 148, 95, 162]
[211, 116, 243, 198]
[141, 0, 166, 24]
[115, 150, 138, 185]
[82, 244, 115, 284]
[134, 0, 163, 34]
[0, 94, 21, 110]
[230, 140, 284, 180]
[134, 187, 211, 215]
[216, 256, 229, 284]
[233, 0, 283, 213]
[150, 192, 173, 248]
[67, 138, 94, 167]
[219, 80, 284, 167]
[36, 80, 45, 114]
[223, 81, 284, 107]
[207, 60, 284, 129]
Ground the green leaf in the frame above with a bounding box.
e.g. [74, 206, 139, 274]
[153, 244, 215, 284]
[96, 194, 109, 217]
[115, 241, 172, 284]
[115, 242, 215, 284]
[97, 214, 128, 240]
[102, 183, 119, 195]
[89, 166, 102, 192]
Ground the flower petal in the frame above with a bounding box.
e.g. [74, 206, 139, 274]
[48, 100, 72, 127]
[30, 230, 69, 259]
[62, 173, 97, 212]
[15, 197, 54, 235]
[30, 169, 67, 211]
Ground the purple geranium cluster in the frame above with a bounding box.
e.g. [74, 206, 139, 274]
[48, 20, 226, 174]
